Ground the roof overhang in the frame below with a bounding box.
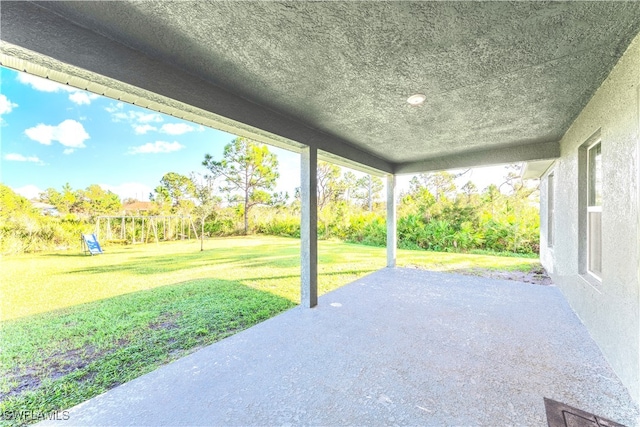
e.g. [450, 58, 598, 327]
[0, 43, 390, 177]
[521, 160, 555, 180]
[2, 1, 638, 175]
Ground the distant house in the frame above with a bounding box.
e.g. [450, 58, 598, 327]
[122, 201, 153, 216]
[30, 201, 60, 216]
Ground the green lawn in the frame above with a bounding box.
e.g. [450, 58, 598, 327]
[0, 236, 539, 424]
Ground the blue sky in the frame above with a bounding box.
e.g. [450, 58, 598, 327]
[0, 66, 302, 201]
[0, 66, 509, 201]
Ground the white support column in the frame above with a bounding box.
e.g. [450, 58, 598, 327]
[387, 174, 397, 268]
[300, 146, 318, 308]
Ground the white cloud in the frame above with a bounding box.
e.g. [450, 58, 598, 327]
[0, 94, 18, 115]
[104, 103, 199, 137]
[112, 112, 130, 122]
[63, 148, 75, 155]
[100, 182, 153, 201]
[17, 73, 74, 93]
[68, 92, 99, 105]
[135, 112, 163, 123]
[4, 153, 44, 164]
[106, 102, 164, 133]
[25, 119, 90, 148]
[160, 123, 194, 135]
[127, 141, 184, 154]
[17, 72, 100, 105]
[23, 125, 51, 144]
[134, 124, 158, 135]
[13, 185, 44, 200]
[105, 102, 125, 114]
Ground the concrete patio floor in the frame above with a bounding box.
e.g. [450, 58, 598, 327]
[42, 268, 639, 426]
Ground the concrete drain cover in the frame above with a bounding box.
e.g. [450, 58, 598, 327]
[544, 398, 626, 427]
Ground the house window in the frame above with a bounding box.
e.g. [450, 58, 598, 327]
[547, 173, 554, 247]
[587, 142, 602, 278]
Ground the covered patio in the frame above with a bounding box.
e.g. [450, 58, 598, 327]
[41, 269, 638, 426]
[2, 2, 640, 423]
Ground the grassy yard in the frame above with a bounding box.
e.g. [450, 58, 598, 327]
[0, 236, 540, 424]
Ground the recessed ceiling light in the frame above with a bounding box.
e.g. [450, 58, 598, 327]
[407, 94, 426, 106]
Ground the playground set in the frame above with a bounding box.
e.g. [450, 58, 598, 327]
[81, 233, 103, 255]
[82, 215, 200, 254]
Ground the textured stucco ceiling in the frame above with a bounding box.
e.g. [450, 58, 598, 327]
[4, 1, 640, 172]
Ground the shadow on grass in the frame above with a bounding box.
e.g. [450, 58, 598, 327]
[40, 252, 96, 258]
[64, 247, 301, 276]
[0, 278, 295, 422]
[240, 269, 379, 283]
[40, 246, 138, 258]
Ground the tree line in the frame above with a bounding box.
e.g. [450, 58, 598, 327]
[251, 162, 539, 255]
[1, 137, 539, 255]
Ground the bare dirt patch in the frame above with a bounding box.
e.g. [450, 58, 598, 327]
[456, 266, 553, 285]
[0, 369, 41, 400]
[149, 312, 182, 331]
[406, 265, 553, 285]
[475, 267, 552, 285]
[1, 344, 105, 399]
[47, 346, 101, 379]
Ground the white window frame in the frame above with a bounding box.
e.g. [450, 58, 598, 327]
[586, 140, 602, 281]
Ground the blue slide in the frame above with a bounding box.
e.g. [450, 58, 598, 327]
[82, 233, 103, 255]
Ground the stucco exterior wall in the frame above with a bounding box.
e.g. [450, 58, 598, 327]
[539, 33, 640, 404]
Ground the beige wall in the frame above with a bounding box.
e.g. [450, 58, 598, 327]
[540, 32, 640, 404]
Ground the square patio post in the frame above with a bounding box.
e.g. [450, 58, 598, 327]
[300, 146, 318, 308]
[387, 174, 397, 268]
